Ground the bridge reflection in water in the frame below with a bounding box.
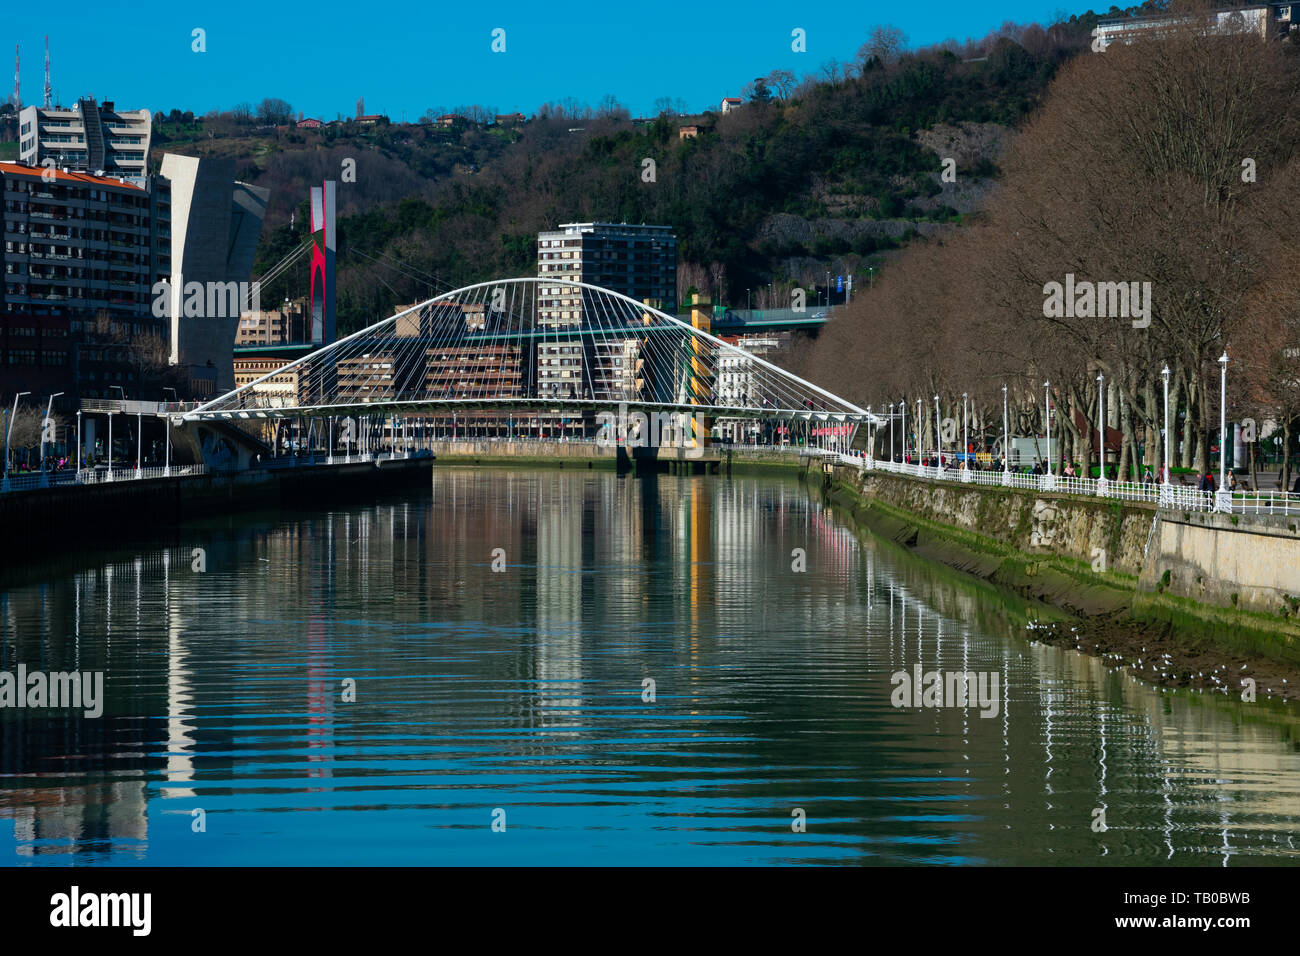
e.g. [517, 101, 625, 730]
[0, 470, 1297, 865]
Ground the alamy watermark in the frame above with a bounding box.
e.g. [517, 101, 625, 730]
[49, 886, 150, 936]
[151, 278, 261, 319]
[0, 665, 104, 718]
[890, 664, 1000, 718]
[595, 402, 705, 457]
[1042, 274, 1151, 328]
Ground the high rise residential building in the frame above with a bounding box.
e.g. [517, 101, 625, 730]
[535, 222, 676, 421]
[1, 161, 170, 398]
[18, 99, 152, 182]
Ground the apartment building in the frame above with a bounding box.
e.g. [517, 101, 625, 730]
[235, 299, 308, 346]
[18, 99, 152, 182]
[337, 353, 396, 403]
[231, 352, 311, 409]
[535, 222, 676, 425]
[715, 331, 791, 443]
[1, 161, 171, 397]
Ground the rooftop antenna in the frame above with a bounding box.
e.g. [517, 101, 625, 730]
[42, 35, 51, 108]
[11, 45, 18, 110]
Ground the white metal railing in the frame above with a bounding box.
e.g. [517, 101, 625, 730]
[0, 463, 207, 492]
[0, 471, 77, 492]
[78, 399, 188, 415]
[73, 464, 207, 485]
[823, 452, 1300, 517]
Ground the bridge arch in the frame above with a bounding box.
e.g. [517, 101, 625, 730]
[186, 278, 872, 436]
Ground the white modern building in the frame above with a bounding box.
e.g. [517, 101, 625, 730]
[714, 332, 789, 443]
[18, 99, 152, 182]
[160, 154, 269, 392]
[1092, 3, 1295, 50]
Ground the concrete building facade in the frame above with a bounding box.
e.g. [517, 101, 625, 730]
[18, 99, 152, 182]
[161, 153, 269, 393]
[236, 299, 308, 346]
[1, 161, 170, 398]
[535, 222, 676, 418]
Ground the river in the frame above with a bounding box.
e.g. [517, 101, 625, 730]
[1, 467, 1297, 865]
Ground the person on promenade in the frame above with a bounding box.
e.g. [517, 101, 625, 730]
[1199, 471, 1216, 492]
[1142, 466, 1154, 486]
[1226, 471, 1238, 492]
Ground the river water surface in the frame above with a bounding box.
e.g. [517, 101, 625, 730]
[1, 468, 1298, 865]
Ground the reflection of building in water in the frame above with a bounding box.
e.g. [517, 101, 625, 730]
[687, 479, 712, 637]
[533, 474, 589, 729]
[653, 476, 715, 642]
[711, 479, 760, 618]
[0, 552, 179, 856]
[165, 575, 197, 800]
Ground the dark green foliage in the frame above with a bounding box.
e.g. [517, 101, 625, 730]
[249, 31, 1092, 333]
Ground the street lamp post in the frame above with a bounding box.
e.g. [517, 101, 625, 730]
[866, 406, 872, 464]
[1161, 365, 1171, 503]
[889, 404, 895, 462]
[1001, 385, 1009, 483]
[901, 400, 907, 463]
[1218, 352, 1230, 512]
[3, 391, 31, 491]
[962, 392, 970, 482]
[1096, 373, 1107, 496]
[135, 411, 142, 478]
[933, 394, 942, 470]
[915, 398, 922, 473]
[76, 410, 82, 474]
[164, 412, 172, 477]
[40, 392, 64, 488]
[1043, 380, 1054, 489]
[107, 409, 114, 482]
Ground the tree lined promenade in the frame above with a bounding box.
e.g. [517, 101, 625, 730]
[798, 13, 1300, 493]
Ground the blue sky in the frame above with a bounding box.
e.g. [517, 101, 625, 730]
[5, 1, 1075, 120]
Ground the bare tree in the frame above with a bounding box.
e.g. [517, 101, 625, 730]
[593, 95, 629, 121]
[799, 15, 1300, 482]
[765, 69, 797, 100]
[858, 25, 908, 67]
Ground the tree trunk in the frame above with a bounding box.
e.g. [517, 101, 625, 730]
[1078, 385, 1096, 478]
[1249, 435, 1258, 492]
[1118, 386, 1132, 481]
[1142, 376, 1158, 469]
[1058, 395, 1080, 471]
[1194, 370, 1209, 475]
